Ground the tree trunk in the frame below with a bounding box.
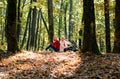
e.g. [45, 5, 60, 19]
[20, 9, 32, 49]
[48, 0, 54, 43]
[68, 0, 73, 40]
[26, 16, 32, 50]
[79, 29, 82, 49]
[34, 9, 41, 51]
[113, 0, 120, 53]
[17, 0, 21, 42]
[5, 0, 19, 52]
[30, 0, 37, 50]
[37, 12, 42, 50]
[64, 2, 68, 39]
[58, 0, 63, 39]
[104, 0, 111, 53]
[82, 0, 100, 54]
[41, 33, 45, 49]
[41, 9, 49, 34]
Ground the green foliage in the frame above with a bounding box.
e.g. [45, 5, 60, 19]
[0, 41, 7, 50]
[0, 0, 116, 51]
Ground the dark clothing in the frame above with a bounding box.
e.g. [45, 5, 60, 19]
[45, 44, 59, 52]
[64, 41, 78, 52]
[64, 46, 78, 52]
[45, 39, 60, 52]
[64, 47, 73, 52]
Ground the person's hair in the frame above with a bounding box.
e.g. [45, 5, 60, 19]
[53, 36, 59, 40]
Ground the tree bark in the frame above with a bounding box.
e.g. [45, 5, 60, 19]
[104, 0, 111, 53]
[30, 0, 37, 50]
[37, 12, 42, 50]
[58, 0, 63, 39]
[5, 0, 19, 52]
[64, 2, 68, 39]
[34, 9, 41, 51]
[82, 0, 100, 54]
[113, 0, 120, 53]
[26, 16, 32, 50]
[79, 29, 82, 49]
[68, 0, 73, 40]
[48, 0, 54, 43]
[17, 0, 21, 42]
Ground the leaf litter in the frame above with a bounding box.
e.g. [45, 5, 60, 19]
[0, 50, 120, 79]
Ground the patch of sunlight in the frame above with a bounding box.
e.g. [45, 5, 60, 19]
[0, 2, 3, 5]
[0, 50, 82, 78]
[0, 72, 9, 79]
[15, 63, 33, 70]
[50, 52, 82, 78]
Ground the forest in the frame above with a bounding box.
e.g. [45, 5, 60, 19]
[0, 0, 120, 79]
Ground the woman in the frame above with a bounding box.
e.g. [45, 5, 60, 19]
[60, 36, 72, 52]
[45, 36, 60, 52]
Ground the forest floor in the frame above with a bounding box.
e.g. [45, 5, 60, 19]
[0, 50, 120, 79]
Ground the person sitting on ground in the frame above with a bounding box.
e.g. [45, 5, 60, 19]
[60, 36, 73, 52]
[45, 36, 60, 52]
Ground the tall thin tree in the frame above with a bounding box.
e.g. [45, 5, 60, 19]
[64, 1, 68, 39]
[68, 0, 73, 40]
[48, 0, 54, 43]
[17, 0, 21, 42]
[34, 9, 41, 51]
[104, 0, 111, 53]
[30, 0, 37, 50]
[58, 0, 63, 39]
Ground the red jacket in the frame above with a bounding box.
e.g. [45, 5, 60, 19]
[51, 40, 60, 50]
